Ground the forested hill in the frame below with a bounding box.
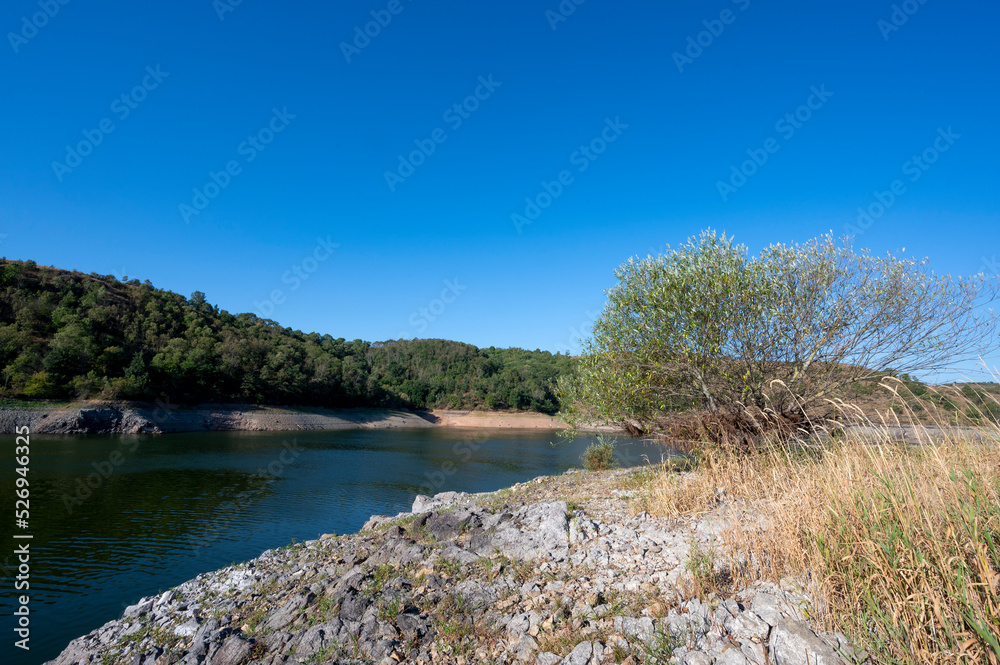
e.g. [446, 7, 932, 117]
[0, 259, 574, 413]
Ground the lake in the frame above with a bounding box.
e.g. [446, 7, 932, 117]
[0, 428, 666, 665]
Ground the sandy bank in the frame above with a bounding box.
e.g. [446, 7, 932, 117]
[427, 409, 570, 429]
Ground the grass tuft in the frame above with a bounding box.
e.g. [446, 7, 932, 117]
[638, 381, 1000, 664]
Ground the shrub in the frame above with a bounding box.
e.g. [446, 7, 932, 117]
[582, 437, 617, 471]
[560, 230, 1000, 449]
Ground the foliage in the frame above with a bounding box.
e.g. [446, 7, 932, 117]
[560, 230, 1000, 444]
[0, 260, 574, 412]
[581, 436, 617, 471]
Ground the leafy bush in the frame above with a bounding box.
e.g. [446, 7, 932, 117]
[582, 437, 617, 471]
[561, 230, 1000, 448]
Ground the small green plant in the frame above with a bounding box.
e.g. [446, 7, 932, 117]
[635, 627, 684, 664]
[685, 537, 719, 596]
[370, 564, 396, 588]
[582, 436, 617, 471]
[437, 558, 461, 577]
[376, 594, 403, 621]
[249, 640, 267, 660]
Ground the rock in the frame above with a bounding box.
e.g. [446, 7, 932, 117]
[512, 634, 539, 662]
[682, 652, 714, 665]
[750, 592, 788, 627]
[441, 544, 481, 566]
[724, 611, 770, 641]
[536, 653, 562, 665]
[616, 616, 655, 640]
[740, 640, 768, 665]
[716, 647, 750, 665]
[264, 591, 315, 631]
[507, 613, 531, 638]
[476, 501, 570, 561]
[412, 491, 470, 513]
[560, 641, 593, 665]
[769, 619, 844, 665]
[395, 612, 430, 643]
[292, 620, 344, 659]
[362, 515, 395, 531]
[123, 598, 154, 618]
[172, 618, 200, 638]
[207, 636, 252, 665]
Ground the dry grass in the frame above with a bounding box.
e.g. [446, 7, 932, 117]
[641, 381, 1000, 664]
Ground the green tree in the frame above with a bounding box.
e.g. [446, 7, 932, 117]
[561, 230, 1000, 447]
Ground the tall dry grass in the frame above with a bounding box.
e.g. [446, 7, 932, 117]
[642, 380, 1000, 664]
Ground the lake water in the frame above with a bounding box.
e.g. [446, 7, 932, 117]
[0, 428, 666, 665]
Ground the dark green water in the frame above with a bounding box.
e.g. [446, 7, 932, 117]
[0, 428, 662, 665]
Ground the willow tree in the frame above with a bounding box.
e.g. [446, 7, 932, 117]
[559, 230, 1000, 444]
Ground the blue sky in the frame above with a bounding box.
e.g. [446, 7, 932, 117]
[2, 0, 998, 373]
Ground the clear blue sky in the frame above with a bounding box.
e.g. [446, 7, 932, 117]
[2, 0, 998, 372]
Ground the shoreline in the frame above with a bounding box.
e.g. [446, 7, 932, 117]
[0, 401, 585, 435]
[45, 468, 850, 665]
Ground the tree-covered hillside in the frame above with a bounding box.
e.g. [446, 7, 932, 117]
[0, 260, 574, 413]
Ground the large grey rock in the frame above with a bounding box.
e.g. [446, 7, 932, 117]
[475, 501, 570, 561]
[123, 598, 154, 618]
[172, 618, 200, 638]
[512, 634, 539, 662]
[264, 590, 315, 631]
[440, 543, 481, 565]
[507, 613, 531, 638]
[616, 615, 654, 640]
[751, 592, 789, 627]
[769, 619, 844, 665]
[537, 654, 562, 665]
[292, 620, 343, 659]
[339, 589, 369, 622]
[207, 636, 252, 665]
[724, 610, 770, 641]
[411, 491, 470, 513]
[395, 612, 430, 642]
[560, 641, 593, 665]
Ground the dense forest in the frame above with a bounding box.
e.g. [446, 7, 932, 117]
[0, 259, 574, 413]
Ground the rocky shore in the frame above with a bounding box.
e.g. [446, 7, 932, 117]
[0, 404, 437, 435]
[46, 469, 859, 665]
[0, 403, 579, 435]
